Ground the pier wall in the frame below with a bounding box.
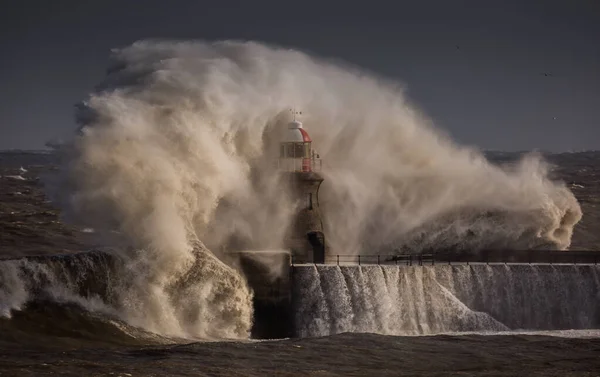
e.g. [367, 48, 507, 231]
[292, 263, 600, 337]
[241, 250, 600, 338]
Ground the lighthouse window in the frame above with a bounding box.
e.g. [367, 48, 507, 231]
[306, 193, 313, 210]
[294, 143, 305, 158]
[304, 142, 311, 158]
[288, 144, 297, 158]
[281, 143, 310, 158]
[281, 143, 295, 158]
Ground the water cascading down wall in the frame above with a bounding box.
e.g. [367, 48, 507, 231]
[292, 264, 600, 337]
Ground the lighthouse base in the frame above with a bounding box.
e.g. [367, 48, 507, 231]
[280, 171, 326, 264]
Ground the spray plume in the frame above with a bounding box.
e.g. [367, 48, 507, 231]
[45, 39, 580, 338]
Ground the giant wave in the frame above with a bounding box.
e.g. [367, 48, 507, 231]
[0, 40, 582, 340]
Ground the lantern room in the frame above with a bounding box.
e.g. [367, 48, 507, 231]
[278, 120, 321, 172]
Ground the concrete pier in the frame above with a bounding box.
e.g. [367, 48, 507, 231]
[241, 250, 600, 338]
[291, 262, 600, 337]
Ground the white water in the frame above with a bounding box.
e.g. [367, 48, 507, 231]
[5, 39, 578, 340]
[293, 265, 600, 337]
[0, 247, 252, 340]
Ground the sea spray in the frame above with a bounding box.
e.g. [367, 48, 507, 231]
[2, 39, 581, 339]
[62, 40, 580, 257]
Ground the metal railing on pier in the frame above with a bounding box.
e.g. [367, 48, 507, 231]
[290, 250, 600, 266]
[324, 254, 435, 266]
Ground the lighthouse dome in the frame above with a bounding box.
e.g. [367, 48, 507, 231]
[285, 121, 312, 143]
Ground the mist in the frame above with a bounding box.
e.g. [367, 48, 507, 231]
[44, 39, 581, 338]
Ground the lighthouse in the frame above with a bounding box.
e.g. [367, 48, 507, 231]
[278, 112, 326, 264]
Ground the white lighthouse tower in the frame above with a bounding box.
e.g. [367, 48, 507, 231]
[278, 110, 325, 263]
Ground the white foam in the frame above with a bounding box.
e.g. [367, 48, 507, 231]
[294, 265, 600, 337]
[34, 39, 581, 339]
[5, 175, 26, 181]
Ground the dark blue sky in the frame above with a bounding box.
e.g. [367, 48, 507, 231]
[0, 0, 598, 151]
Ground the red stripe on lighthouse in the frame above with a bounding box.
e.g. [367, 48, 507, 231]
[298, 128, 312, 142]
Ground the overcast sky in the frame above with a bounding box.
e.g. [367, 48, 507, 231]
[0, 0, 598, 151]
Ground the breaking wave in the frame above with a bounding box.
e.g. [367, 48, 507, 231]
[1, 39, 582, 340]
[0, 247, 251, 340]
